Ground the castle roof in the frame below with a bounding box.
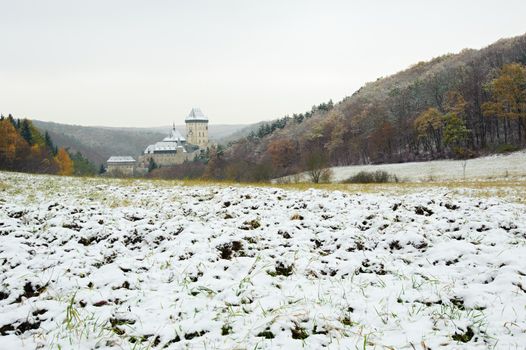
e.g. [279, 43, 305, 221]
[107, 156, 136, 163]
[163, 125, 186, 142]
[144, 142, 186, 153]
[185, 108, 208, 122]
[143, 125, 188, 154]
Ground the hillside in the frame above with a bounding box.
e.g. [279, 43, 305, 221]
[32, 121, 247, 166]
[222, 33, 526, 181]
[217, 121, 266, 145]
[32, 120, 166, 166]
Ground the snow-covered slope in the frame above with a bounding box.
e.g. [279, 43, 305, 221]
[280, 151, 526, 183]
[1, 172, 525, 349]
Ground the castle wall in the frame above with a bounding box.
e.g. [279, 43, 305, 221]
[138, 150, 198, 168]
[107, 163, 135, 177]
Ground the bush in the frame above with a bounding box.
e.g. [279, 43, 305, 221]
[319, 168, 333, 183]
[342, 170, 399, 183]
[495, 144, 520, 154]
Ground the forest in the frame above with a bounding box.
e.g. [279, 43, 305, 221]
[0, 115, 97, 176]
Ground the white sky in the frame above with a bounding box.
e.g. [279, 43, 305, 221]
[1, 0, 525, 127]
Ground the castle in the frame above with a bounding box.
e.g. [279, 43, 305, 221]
[106, 108, 209, 176]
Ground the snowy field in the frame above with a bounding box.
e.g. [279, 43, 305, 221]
[279, 151, 526, 183]
[1, 172, 526, 349]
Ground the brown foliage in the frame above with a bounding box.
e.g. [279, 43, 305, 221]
[55, 148, 73, 176]
[267, 139, 297, 170]
[0, 119, 60, 174]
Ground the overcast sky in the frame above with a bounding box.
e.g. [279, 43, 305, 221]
[1, 0, 525, 127]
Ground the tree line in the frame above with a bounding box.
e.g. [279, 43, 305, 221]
[0, 115, 97, 176]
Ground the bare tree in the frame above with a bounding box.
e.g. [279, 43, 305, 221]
[304, 150, 333, 183]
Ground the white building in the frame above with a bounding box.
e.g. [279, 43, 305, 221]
[106, 156, 136, 176]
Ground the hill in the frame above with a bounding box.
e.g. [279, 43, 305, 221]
[32, 121, 247, 166]
[32, 120, 166, 166]
[221, 33, 526, 181]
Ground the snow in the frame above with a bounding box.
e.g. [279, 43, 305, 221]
[1, 171, 525, 349]
[279, 150, 526, 182]
[107, 156, 136, 163]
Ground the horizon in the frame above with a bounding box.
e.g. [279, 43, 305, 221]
[1, 0, 526, 127]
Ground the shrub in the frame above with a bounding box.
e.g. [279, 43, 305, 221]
[342, 170, 398, 183]
[495, 144, 520, 154]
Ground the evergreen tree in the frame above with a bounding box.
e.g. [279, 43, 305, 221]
[443, 113, 470, 149]
[20, 119, 33, 145]
[70, 151, 97, 176]
[148, 158, 158, 172]
[44, 131, 57, 155]
[7, 114, 16, 128]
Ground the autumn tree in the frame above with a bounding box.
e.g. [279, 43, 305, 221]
[267, 139, 297, 171]
[369, 120, 395, 162]
[203, 145, 225, 179]
[444, 91, 468, 117]
[0, 119, 29, 169]
[414, 107, 444, 154]
[55, 148, 73, 175]
[483, 63, 526, 144]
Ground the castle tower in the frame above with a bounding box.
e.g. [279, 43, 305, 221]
[185, 108, 209, 148]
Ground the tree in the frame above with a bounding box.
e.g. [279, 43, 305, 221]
[20, 119, 33, 145]
[203, 145, 225, 179]
[483, 63, 526, 144]
[414, 107, 444, 154]
[99, 164, 106, 174]
[304, 150, 332, 183]
[148, 158, 158, 172]
[267, 139, 297, 171]
[0, 119, 29, 168]
[70, 151, 97, 176]
[44, 131, 57, 155]
[443, 113, 470, 154]
[55, 148, 73, 175]
[445, 91, 468, 117]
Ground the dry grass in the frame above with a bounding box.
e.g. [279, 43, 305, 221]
[171, 178, 526, 203]
[3, 171, 525, 204]
[0, 181, 9, 191]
